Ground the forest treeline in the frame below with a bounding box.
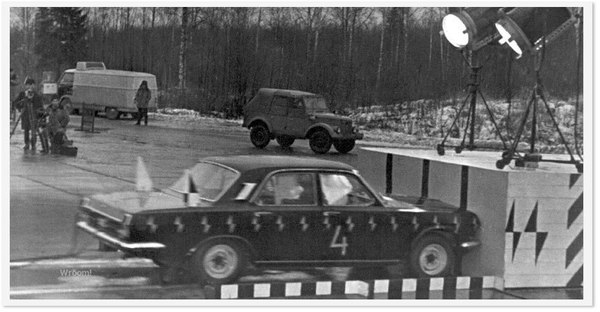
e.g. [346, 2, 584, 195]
[10, 7, 584, 115]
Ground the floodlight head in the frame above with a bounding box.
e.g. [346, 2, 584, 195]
[442, 7, 502, 51]
[495, 7, 574, 58]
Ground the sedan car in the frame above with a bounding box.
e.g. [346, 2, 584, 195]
[76, 155, 481, 285]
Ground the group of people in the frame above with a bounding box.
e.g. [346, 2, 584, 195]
[12, 77, 70, 154]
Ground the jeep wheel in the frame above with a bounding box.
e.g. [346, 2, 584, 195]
[276, 136, 295, 148]
[191, 239, 247, 285]
[309, 129, 332, 154]
[409, 234, 456, 277]
[333, 139, 355, 153]
[250, 125, 270, 148]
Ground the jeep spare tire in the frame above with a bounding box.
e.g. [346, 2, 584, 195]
[309, 129, 332, 154]
[333, 139, 355, 154]
[250, 124, 270, 148]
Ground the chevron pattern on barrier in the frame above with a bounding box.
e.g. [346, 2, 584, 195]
[205, 276, 503, 299]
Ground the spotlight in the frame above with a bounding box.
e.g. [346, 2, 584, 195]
[442, 7, 503, 51]
[495, 7, 575, 58]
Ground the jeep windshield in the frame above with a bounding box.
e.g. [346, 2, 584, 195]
[168, 162, 240, 202]
[304, 97, 330, 114]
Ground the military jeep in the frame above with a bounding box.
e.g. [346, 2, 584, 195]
[242, 88, 363, 154]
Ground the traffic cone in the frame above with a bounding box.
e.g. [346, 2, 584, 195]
[135, 156, 153, 192]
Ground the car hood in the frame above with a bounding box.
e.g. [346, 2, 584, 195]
[84, 190, 208, 221]
[312, 113, 353, 123]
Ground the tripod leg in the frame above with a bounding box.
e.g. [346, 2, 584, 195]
[478, 89, 509, 150]
[10, 113, 22, 138]
[507, 92, 536, 158]
[457, 96, 473, 153]
[441, 95, 470, 143]
[538, 92, 577, 161]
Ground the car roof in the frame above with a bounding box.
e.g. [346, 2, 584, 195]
[257, 88, 319, 98]
[201, 155, 354, 172]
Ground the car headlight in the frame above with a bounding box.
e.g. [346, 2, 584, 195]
[335, 127, 341, 134]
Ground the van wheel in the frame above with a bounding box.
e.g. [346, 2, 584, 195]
[191, 239, 247, 285]
[276, 136, 295, 148]
[309, 129, 332, 154]
[106, 108, 120, 120]
[409, 234, 456, 277]
[250, 125, 270, 148]
[333, 139, 355, 153]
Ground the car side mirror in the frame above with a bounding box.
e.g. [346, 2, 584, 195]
[309, 115, 316, 121]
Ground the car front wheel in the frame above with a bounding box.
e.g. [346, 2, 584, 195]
[409, 234, 456, 277]
[192, 240, 247, 285]
[333, 139, 356, 153]
[250, 125, 270, 148]
[309, 129, 332, 154]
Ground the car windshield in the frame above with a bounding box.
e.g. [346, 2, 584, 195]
[168, 162, 239, 201]
[304, 97, 330, 113]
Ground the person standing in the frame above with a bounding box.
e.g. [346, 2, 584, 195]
[134, 80, 151, 126]
[13, 78, 43, 153]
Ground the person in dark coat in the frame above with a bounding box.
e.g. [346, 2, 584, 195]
[134, 80, 151, 125]
[13, 78, 44, 152]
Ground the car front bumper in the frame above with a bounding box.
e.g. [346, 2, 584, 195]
[76, 221, 165, 251]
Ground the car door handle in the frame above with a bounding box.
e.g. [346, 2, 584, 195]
[323, 211, 340, 216]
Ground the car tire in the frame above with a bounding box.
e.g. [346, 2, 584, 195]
[276, 136, 295, 148]
[250, 125, 270, 148]
[191, 239, 247, 285]
[333, 139, 355, 153]
[106, 108, 120, 120]
[409, 233, 456, 278]
[309, 129, 332, 154]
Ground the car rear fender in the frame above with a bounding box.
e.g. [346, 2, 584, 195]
[305, 124, 335, 138]
[247, 118, 271, 132]
[186, 235, 257, 262]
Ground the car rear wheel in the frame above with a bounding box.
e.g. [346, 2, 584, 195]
[250, 125, 270, 148]
[276, 135, 295, 148]
[191, 239, 247, 285]
[309, 129, 332, 154]
[410, 234, 455, 277]
[333, 139, 356, 153]
[106, 108, 120, 120]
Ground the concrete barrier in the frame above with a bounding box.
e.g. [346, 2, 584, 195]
[357, 148, 583, 288]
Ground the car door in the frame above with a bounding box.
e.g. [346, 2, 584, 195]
[269, 96, 289, 135]
[317, 172, 379, 262]
[286, 98, 309, 137]
[250, 171, 326, 262]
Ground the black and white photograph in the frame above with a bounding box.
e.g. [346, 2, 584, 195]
[2, 0, 595, 307]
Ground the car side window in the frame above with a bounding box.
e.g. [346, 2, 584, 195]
[319, 173, 375, 207]
[270, 96, 288, 116]
[255, 172, 316, 206]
